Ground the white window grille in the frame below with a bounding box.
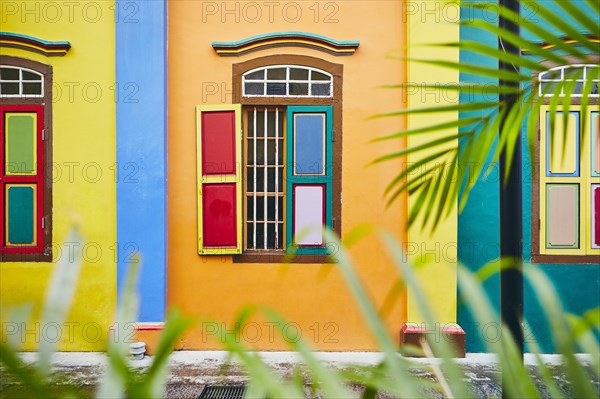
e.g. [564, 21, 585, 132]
[0, 66, 43, 97]
[245, 107, 285, 250]
[242, 65, 333, 98]
[538, 64, 599, 98]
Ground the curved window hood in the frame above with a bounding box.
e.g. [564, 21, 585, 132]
[212, 31, 359, 57]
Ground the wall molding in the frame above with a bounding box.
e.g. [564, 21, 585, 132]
[522, 33, 599, 54]
[212, 31, 359, 57]
[0, 32, 71, 57]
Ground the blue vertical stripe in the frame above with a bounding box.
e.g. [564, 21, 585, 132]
[116, 0, 167, 322]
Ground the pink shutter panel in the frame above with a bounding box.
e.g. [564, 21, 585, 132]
[196, 105, 242, 254]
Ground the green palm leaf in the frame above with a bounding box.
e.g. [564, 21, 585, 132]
[375, 0, 599, 233]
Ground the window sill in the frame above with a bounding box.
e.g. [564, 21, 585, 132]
[233, 251, 337, 264]
[1, 252, 52, 262]
[530, 254, 600, 264]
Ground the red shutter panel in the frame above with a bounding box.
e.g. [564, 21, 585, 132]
[196, 105, 242, 254]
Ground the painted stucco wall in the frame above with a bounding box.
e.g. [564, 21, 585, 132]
[406, 0, 460, 326]
[458, 1, 600, 352]
[115, 0, 167, 324]
[457, 2, 501, 353]
[0, 1, 116, 350]
[167, 1, 409, 350]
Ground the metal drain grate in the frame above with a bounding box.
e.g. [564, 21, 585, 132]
[198, 385, 247, 399]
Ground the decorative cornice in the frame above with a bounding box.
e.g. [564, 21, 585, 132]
[522, 33, 599, 54]
[0, 32, 71, 57]
[212, 31, 359, 57]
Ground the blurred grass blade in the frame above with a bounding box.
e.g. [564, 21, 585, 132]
[522, 321, 565, 399]
[0, 342, 55, 399]
[97, 260, 141, 399]
[141, 309, 194, 398]
[322, 229, 423, 398]
[458, 264, 539, 398]
[524, 266, 598, 398]
[38, 228, 84, 376]
[221, 331, 305, 398]
[378, 229, 472, 398]
[260, 307, 358, 399]
[567, 310, 600, 373]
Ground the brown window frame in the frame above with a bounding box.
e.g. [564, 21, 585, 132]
[232, 55, 343, 264]
[0, 55, 53, 262]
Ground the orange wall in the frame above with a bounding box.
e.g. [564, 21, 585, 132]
[168, 1, 407, 350]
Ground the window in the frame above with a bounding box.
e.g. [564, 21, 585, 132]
[0, 66, 43, 97]
[196, 55, 342, 262]
[0, 58, 52, 262]
[538, 65, 599, 98]
[532, 62, 600, 263]
[242, 65, 333, 97]
[244, 107, 285, 250]
[243, 105, 332, 252]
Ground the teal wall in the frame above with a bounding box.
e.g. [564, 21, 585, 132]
[458, 1, 600, 353]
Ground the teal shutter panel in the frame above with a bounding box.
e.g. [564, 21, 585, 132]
[285, 106, 333, 255]
[7, 185, 35, 245]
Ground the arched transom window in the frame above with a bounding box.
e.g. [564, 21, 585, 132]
[0, 66, 44, 97]
[242, 65, 333, 97]
[538, 64, 599, 97]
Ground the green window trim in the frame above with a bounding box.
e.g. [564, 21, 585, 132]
[285, 105, 333, 255]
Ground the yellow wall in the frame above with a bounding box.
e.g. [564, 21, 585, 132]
[407, 0, 460, 325]
[168, 1, 408, 350]
[1, 1, 116, 350]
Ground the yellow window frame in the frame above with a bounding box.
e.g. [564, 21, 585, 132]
[539, 104, 600, 255]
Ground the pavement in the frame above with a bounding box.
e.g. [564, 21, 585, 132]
[1, 351, 598, 398]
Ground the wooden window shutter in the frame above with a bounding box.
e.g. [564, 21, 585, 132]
[0, 105, 45, 256]
[196, 105, 242, 254]
[285, 105, 333, 255]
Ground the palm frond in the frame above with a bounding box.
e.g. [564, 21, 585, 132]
[375, 0, 599, 233]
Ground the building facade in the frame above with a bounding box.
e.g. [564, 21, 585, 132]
[1, 0, 596, 354]
[457, 1, 599, 352]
